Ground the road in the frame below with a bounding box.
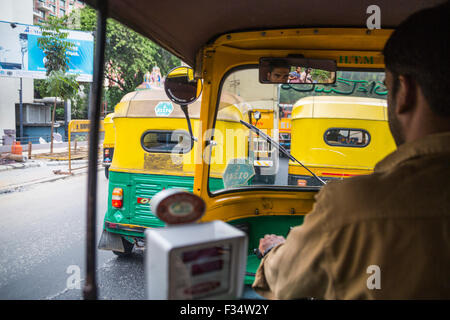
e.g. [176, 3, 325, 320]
[0, 171, 145, 300]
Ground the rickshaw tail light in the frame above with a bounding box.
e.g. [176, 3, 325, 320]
[297, 179, 307, 187]
[112, 188, 123, 208]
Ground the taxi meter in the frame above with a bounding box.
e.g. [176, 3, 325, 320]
[145, 189, 248, 299]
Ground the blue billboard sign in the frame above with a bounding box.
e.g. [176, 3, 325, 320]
[0, 21, 93, 82]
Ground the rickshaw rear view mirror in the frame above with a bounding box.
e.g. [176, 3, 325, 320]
[164, 66, 203, 105]
[259, 57, 337, 84]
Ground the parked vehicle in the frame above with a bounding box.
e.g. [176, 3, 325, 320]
[102, 112, 115, 179]
[288, 95, 396, 186]
[98, 87, 250, 255]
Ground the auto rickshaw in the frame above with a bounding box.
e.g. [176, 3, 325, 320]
[82, 0, 443, 300]
[288, 95, 396, 186]
[98, 86, 251, 255]
[102, 112, 115, 179]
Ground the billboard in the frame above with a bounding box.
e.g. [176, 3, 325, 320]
[0, 20, 93, 82]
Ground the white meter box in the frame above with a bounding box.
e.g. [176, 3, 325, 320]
[145, 220, 248, 300]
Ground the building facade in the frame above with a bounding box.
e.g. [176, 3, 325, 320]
[0, 0, 34, 142]
[33, 0, 85, 25]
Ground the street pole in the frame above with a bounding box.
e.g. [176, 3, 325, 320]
[83, 0, 107, 300]
[19, 78, 23, 141]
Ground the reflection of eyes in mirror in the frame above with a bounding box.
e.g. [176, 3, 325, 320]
[267, 67, 290, 83]
[265, 60, 291, 83]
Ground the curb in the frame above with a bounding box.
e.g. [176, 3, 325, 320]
[0, 162, 42, 172]
[0, 159, 90, 171]
[0, 167, 103, 195]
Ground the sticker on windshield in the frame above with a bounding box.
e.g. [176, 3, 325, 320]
[223, 158, 255, 189]
[155, 102, 174, 116]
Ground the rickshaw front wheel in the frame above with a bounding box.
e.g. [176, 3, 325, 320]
[113, 237, 134, 257]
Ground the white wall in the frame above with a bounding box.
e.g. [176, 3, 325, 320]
[0, 0, 34, 141]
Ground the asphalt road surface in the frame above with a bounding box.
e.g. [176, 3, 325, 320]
[0, 171, 145, 300]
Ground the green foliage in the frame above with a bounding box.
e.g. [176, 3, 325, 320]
[37, 16, 74, 75]
[35, 15, 85, 119]
[34, 78, 48, 99]
[71, 83, 91, 119]
[73, 6, 181, 108]
[45, 70, 80, 100]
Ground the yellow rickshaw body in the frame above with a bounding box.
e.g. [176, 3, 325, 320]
[103, 87, 250, 239]
[288, 96, 396, 186]
[103, 112, 116, 148]
[102, 113, 116, 174]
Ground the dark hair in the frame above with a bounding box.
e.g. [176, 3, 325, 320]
[268, 60, 290, 72]
[383, 1, 450, 116]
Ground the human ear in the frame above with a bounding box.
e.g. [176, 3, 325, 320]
[395, 75, 417, 115]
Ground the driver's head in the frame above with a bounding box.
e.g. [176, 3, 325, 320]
[267, 61, 290, 83]
[383, 1, 450, 146]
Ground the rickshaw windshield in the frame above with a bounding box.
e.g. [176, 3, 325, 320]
[208, 67, 391, 194]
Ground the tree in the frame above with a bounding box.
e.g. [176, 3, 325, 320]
[37, 16, 80, 153]
[72, 7, 180, 108]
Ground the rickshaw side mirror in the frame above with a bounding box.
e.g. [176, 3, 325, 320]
[164, 66, 202, 144]
[253, 111, 261, 121]
[164, 66, 203, 105]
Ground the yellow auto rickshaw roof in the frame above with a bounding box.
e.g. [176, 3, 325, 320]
[83, 0, 445, 68]
[292, 96, 387, 121]
[114, 87, 249, 122]
[103, 112, 114, 123]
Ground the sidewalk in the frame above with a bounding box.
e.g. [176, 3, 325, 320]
[0, 143, 101, 195]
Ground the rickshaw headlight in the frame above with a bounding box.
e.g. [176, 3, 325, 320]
[112, 187, 123, 208]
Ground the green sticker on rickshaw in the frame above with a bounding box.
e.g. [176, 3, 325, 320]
[223, 158, 255, 189]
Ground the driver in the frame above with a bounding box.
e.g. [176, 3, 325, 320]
[266, 60, 290, 83]
[253, 1, 450, 299]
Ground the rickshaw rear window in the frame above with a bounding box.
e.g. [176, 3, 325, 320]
[141, 130, 191, 153]
[324, 128, 371, 147]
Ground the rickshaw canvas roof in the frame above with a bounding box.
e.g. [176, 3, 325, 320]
[114, 87, 249, 121]
[83, 0, 445, 67]
[292, 96, 388, 121]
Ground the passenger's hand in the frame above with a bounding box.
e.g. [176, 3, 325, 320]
[258, 234, 286, 256]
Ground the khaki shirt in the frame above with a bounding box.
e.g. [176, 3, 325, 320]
[252, 132, 450, 299]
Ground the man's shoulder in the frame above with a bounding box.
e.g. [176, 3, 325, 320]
[318, 173, 380, 204]
[311, 173, 387, 230]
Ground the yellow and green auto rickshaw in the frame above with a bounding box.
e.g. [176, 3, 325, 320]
[287, 94, 396, 186]
[81, 0, 441, 300]
[102, 112, 115, 179]
[98, 86, 252, 255]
